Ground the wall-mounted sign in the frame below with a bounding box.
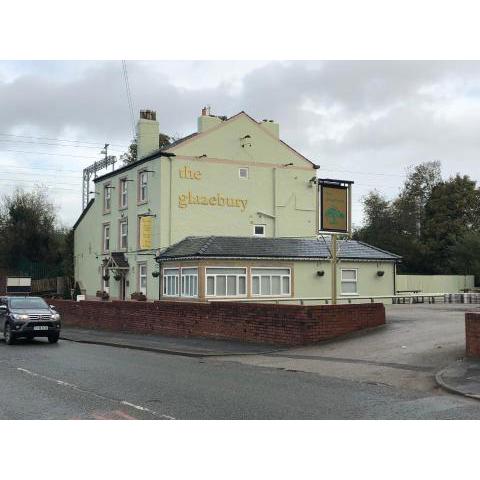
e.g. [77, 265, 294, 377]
[6, 277, 32, 294]
[319, 182, 351, 233]
[139, 216, 153, 250]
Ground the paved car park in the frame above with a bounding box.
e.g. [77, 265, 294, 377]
[221, 304, 475, 393]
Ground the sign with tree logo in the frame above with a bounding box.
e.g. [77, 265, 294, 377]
[319, 182, 351, 233]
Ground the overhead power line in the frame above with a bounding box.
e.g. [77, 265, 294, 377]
[122, 60, 136, 139]
[0, 132, 129, 148]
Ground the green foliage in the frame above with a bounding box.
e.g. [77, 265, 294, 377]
[354, 162, 480, 278]
[0, 187, 73, 281]
[121, 133, 172, 165]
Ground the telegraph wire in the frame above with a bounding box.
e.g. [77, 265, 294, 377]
[122, 60, 136, 139]
[0, 132, 128, 148]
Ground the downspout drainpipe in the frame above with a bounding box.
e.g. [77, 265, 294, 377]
[168, 157, 173, 245]
[273, 168, 277, 237]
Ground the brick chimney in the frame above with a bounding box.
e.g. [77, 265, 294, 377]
[137, 109, 160, 159]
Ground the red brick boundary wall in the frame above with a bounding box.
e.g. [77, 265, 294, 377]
[466, 312, 480, 358]
[49, 299, 385, 346]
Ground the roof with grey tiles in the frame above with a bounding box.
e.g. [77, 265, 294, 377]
[156, 236, 401, 262]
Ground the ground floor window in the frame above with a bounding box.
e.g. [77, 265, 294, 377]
[163, 268, 179, 296]
[341, 269, 358, 294]
[251, 268, 291, 296]
[163, 267, 198, 297]
[181, 268, 198, 297]
[205, 267, 247, 297]
[102, 267, 110, 294]
[138, 263, 147, 295]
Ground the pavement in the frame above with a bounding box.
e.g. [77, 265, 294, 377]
[61, 327, 283, 357]
[436, 357, 480, 400]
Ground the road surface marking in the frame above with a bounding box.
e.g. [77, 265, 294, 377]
[16, 367, 175, 420]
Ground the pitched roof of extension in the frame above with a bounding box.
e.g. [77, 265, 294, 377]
[156, 236, 401, 262]
[94, 110, 318, 184]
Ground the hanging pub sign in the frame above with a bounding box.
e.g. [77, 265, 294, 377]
[318, 179, 354, 234]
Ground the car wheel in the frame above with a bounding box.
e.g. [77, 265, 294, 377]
[48, 333, 59, 344]
[4, 324, 16, 345]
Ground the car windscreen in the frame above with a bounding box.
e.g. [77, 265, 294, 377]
[9, 298, 49, 310]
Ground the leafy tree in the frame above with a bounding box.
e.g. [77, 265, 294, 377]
[0, 187, 61, 269]
[422, 174, 480, 273]
[121, 133, 172, 165]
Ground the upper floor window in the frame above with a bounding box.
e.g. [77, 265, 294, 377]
[104, 184, 112, 212]
[120, 178, 128, 208]
[253, 225, 266, 237]
[119, 219, 128, 250]
[251, 268, 291, 297]
[138, 171, 148, 203]
[341, 269, 358, 295]
[103, 224, 110, 253]
[239, 167, 249, 179]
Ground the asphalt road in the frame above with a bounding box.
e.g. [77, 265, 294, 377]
[1, 331, 480, 419]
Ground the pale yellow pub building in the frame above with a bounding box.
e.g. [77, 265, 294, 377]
[73, 108, 399, 301]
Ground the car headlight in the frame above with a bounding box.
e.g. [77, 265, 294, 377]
[51, 313, 61, 321]
[12, 314, 29, 320]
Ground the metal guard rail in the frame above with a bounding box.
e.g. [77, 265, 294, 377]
[207, 293, 447, 305]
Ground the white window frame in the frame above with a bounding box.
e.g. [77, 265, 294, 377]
[341, 268, 358, 295]
[138, 263, 147, 296]
[253, 224, 266, 237]
[162, 267, 198, 298]
[239, 167, 249, 179]
[181, 268, 199, 298]
[103, 224, 110, 253]
[102, 266, 110, 294]
[139, 171, 148, 203]
[205, 267, 247, 298]
[104, 183, 111, 212]
[120, 178, 128, 208]
[163, 268, 180, 297]
[251, 267, 291, 297]
[119, 219, 128, 250]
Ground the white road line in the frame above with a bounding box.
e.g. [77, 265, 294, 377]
[16, 367, 175, 420]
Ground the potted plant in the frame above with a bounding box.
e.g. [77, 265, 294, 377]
[131, 292, 147, 301]
[102, 273, 110, 282]
[101, 291, 110, 301]
[377, 271, 385, 277]
[152, 270, 160, 278]
[113, 274, 122, 281]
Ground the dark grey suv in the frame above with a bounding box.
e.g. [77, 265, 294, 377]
[0, 296, 61, 345]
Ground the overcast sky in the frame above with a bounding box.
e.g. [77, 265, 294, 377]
[1, 60, 480, 228]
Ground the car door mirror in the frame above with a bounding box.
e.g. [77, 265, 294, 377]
[0, 305, 7, 311]
[49, 305, 56, 310]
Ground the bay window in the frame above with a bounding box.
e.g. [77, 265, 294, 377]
[205, 267, 247, 297]
[163, 267, 198, 297]
[251, 268, 291, 296]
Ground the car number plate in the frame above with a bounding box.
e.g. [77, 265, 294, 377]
[33, 326, 49, 331]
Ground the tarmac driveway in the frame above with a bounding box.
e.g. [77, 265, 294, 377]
[221, 304, 479, 393]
